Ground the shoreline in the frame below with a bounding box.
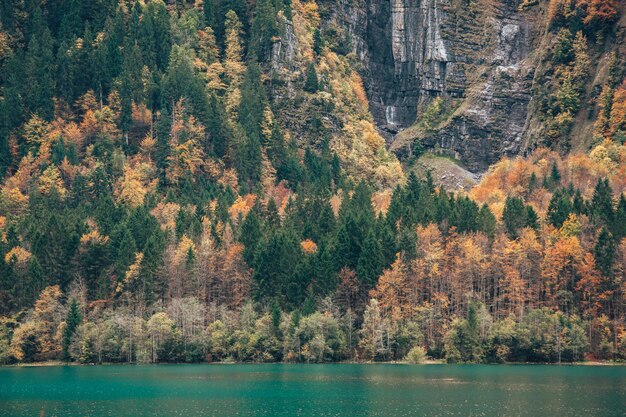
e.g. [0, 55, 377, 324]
[3, 359, 624, 368]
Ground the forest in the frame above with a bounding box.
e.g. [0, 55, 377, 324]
[0, 0, 625, 364]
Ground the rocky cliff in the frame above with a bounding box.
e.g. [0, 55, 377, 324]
[324, 0, 625, 172]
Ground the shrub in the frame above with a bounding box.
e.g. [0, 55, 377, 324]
[405, 346, 427, 364]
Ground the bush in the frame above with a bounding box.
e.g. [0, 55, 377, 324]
[405, 346, 427, 364]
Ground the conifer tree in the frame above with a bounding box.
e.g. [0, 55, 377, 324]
[24, 29, 55, 120]
[612, 194, 626, 239]
[62, 299, 82, 361]
[594, 227, 616, 278]
[313, 28, 324, 55]
[356, 231, 384, 290]
[591, 178, 614, 226]
[547, 189, 573, 228]
[251, 0, 279, 61]
[304, 63, 319, 93]
[502, 196, 527, 238]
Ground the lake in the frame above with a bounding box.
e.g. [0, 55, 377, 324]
[1, 364, 625, 416]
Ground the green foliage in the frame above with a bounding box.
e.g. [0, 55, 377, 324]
[547, 189, 573, 228]
[591, 178, 614, 226]
[313, 28, 324, 55]
[250, 0, 281, 61]
[419, 97, 447, 131]
[405, 346, 427, 364]
[62, 299, 82, 361]
[553, 28, 574, 65]
[502, 196, 536, 238]
[594, 227, 616, 278]
[304, 63, 319, 93]
[444, 304, 487, 363]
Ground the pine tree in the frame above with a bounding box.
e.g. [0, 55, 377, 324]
[240, 208, 263, 266]
[547, 189, 573, 228]
[591, 178, 614, 226]
[24, 29, 55, 120]
[550, 162, 561, 186]
[526, 206, 539, 230]
[162, 45, 209, 120]
[139, 0, 171, 71]
[336, 214, 364, 270]
[594, 227, 616, 278]
[62, 299, 82, 361]
[203, 0, 216, 28]
[114, 227, 137, 281]
[477, 204, 497, 238]
[271, 300, 281, 333]
[612, 194, 626, 239]
[304, 63, 319, 93]
[356, 230, 384, 290]
[313, 28, 324, 55]
[27, 257, 45, 304]
[207, 94, 229, 158]
[313, 240, 337, 296]
[239, 61, 268, 141]
[572, 189, 586, 215]
[398, 227, 417, 264]
[502, 196, 526, 238]
[253, 227, 303, 305]
[250, 0, 279, 61]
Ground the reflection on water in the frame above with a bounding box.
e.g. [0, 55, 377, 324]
[1, 364, 625, 417]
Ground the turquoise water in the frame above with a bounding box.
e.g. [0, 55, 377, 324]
[1, 364, 625, 416]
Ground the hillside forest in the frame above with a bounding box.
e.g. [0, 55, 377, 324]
[0, 0, 625, 364]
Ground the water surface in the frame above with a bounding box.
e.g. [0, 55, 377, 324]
[1, 364, 624, 416]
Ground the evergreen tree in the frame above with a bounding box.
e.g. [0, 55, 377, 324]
[239, 62, 267, 141]
[526, 206, 539, 230]
[313, 28, 324, 55]
[250, 0, 279, 61]
[24, 29, 55, 120]
[271, 300, 281, 333]
[550, 162, 561, 186]
[162, 45, 209, 120]
[477, 204, 497, 238]
[236, 62, 266, 185]
[62, 299, 82, 361]
[336, 214, 364, 270]
[591, 178, 614, 226]
[572, 189, 586, 215]
[313, 240, 337, 296]
[27, 257, 45, 304]
[203, 0, 217, 28]
[594, 227, 616, 278]
[612, 194, 626, 240]
[207, 94, 229, 158]
[502, 196, 526, 238]
[114, 227, 137, 280]
[304, 63, 319, 93]
[547, 189, 573, 228]
[356, 231, 384, 290]
[240, 208, 263, 266]
[398, 227, 417, 264]
[253, 227, 303, 306]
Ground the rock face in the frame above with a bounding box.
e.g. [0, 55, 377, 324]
[332, 0, 543, 171]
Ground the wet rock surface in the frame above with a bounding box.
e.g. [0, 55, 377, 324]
[334, 0, 542, 171]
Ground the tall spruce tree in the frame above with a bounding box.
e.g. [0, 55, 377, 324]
[62, 299, 82, 361]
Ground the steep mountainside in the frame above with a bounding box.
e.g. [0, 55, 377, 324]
[314, 0, 625, 171]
